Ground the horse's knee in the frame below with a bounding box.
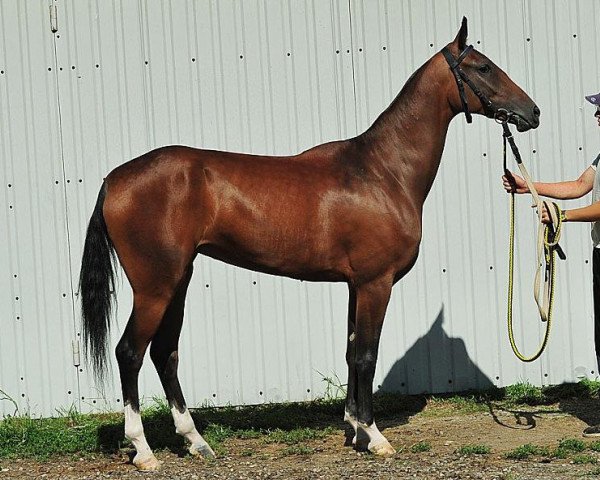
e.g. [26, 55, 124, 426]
[355, 352, 377, 378]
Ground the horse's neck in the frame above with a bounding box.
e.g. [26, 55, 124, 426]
[360, 57, 456, 204]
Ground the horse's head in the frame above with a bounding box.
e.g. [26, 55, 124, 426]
[442, 17, 540, 132]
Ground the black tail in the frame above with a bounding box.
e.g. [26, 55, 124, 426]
[79, 184, 116, 384]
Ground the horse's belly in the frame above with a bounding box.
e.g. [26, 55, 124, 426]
[200, 221, 349, 282]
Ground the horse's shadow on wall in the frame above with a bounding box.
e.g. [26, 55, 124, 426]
[379, 306, 494, 396]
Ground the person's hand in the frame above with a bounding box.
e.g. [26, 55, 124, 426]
[539, 203, 566, 225]
[502, 171, 529, 194]
[540, 203, 551, 224]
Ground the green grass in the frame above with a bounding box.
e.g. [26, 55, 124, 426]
[504, 444, 546, 460]
[3, 378, 600, 461]
[410, 441, 431, 453]
[572, 453, 597, 464]
[504, 381, 545, 405]
[504, 438, 600, 464]
[557, 438, 586, 453]
[590, 441, 600, 452]
[456, 444, 491, 455]
[425, 394, 489, 416]
[282, 444, 315, 455]
[263, 426, 335, 445]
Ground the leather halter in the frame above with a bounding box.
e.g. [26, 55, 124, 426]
[441, 45, 496, 123]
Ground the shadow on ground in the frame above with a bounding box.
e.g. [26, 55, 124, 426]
[95, 393, 428, 454]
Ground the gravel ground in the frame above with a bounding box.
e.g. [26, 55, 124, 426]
[3, 399, 600, 479]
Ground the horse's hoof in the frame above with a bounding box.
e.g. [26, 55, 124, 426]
[133, 453, 161, 471]
[189, 442, 216, 458]
[369, 440, 396, 456]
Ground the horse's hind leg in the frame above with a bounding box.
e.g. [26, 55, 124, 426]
[116, 291, 173, 470]
[114, 248, 195, 470]
[149, 264, 215, 458]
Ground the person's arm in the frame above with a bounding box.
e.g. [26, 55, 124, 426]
[562, 201, 600, 222]
[541, 201, 600, 224]
[503, 166, 595, 200]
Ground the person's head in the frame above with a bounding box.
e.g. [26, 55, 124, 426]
[585, 92, 600, 126]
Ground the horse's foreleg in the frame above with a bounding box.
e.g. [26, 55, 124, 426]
[116, 293, 172, 471]
[353, 275, 395, 456]
[344, 287, 359, 445]
[149, 265, 215, 459]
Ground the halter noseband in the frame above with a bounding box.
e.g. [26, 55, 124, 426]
[441, 45, 496, 123]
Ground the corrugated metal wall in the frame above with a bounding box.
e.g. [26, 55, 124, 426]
[1, 0, 599, 417]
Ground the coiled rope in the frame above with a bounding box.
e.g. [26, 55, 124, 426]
[502, 120, 566, 362]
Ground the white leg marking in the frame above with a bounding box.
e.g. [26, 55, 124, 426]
[344, 408, 358, 445]
[356, 420, 396, 456]
[171, 406, 215, 458]
[124, 405, 161, 470]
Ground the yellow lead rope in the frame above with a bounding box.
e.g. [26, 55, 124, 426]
[503, 123, 565, 362]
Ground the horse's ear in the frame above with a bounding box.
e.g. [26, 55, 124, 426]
[453, 16, 468, 50]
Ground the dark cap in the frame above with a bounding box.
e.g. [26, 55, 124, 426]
[585, 93, 600, 105]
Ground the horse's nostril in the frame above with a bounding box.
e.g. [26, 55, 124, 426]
[533, 105, 540, 117]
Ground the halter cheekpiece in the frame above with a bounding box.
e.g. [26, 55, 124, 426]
[441, 45, 495, 123]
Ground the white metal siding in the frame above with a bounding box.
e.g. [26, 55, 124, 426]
[1, 0, 598, 417]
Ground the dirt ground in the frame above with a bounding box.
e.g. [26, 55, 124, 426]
[3, 398, 600, 480]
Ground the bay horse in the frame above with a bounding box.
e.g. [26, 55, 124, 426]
[79, 18, 539, 470]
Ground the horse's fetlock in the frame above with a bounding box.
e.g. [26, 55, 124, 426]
[172, 407, 197, 437]
[125, 422, 144, 441]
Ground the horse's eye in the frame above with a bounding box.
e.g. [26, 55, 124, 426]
[478, 64, 491, 74]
